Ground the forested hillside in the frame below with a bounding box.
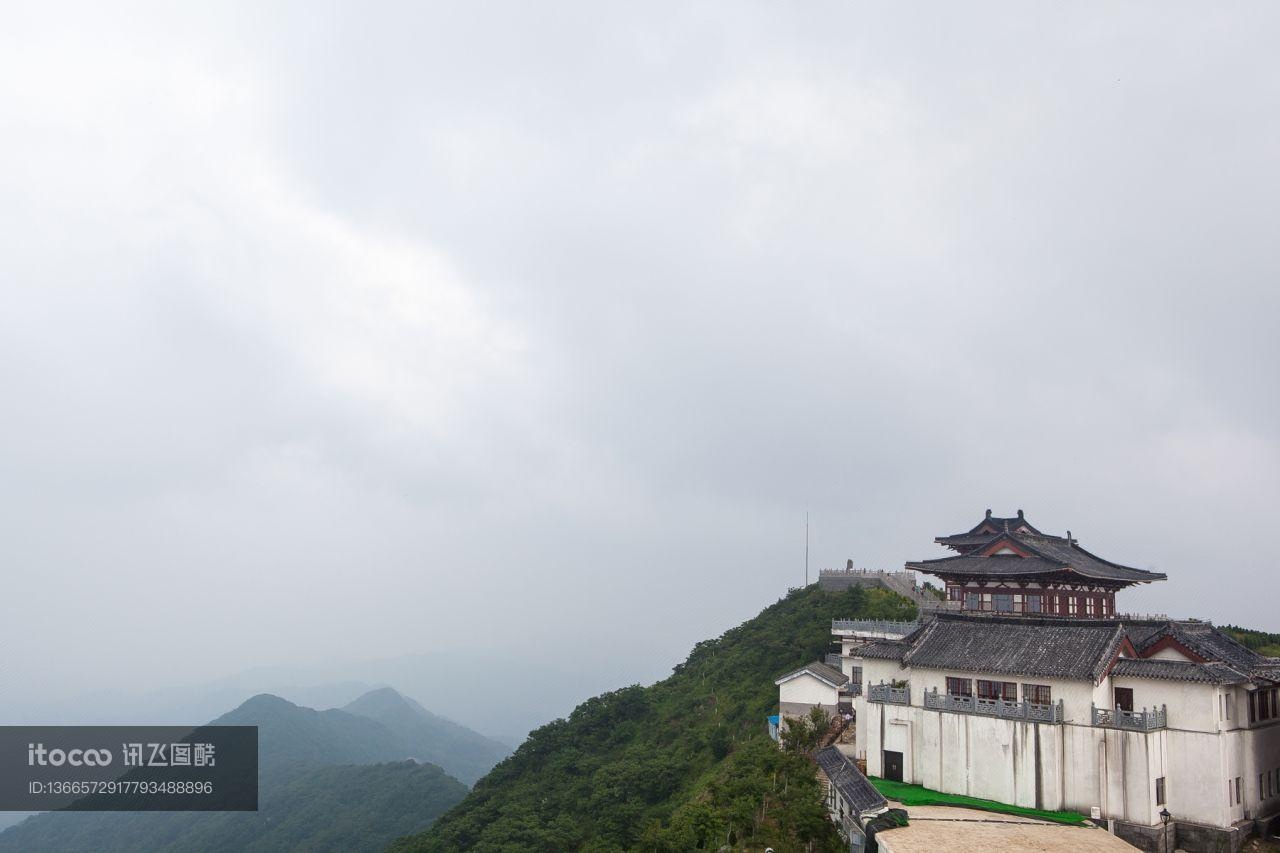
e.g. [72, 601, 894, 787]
[1222, 625, 1280, 657]
[0, 761, 467, 853]
[392, 584, 915, 852]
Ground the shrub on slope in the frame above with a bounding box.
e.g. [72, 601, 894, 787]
[392, 584, 915, 852]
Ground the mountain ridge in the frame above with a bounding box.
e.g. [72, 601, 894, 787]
[392, 584, 917, 852]
[0, 687, 485, 852]
[342, 688, 512, 786]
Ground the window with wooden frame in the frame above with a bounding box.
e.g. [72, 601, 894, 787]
[1023, 684, 1052, 705]
[963, 592, 979, 610]
[977, 680, 1017, 701]
[1025, 594, 1042, 613]
[1156, 776, 1165, 805]
[1085, 597, 1097, 616]
[946, 677, 973, 697]
[992, 592, 1014, 612]
[1068, 595, 1079, 615]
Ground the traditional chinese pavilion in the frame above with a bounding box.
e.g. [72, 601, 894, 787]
[906, 509, 1166, 617]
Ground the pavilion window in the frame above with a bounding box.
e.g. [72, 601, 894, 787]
[1025, 594, 1042, 613]
[1022, 684, 1052, 705]
[977, 680, 1017, 701]
[1085, 597, 1096, 616]
[963, 592, 979, 610]
[1067, 596, 1079, 616]
[946, 677, 973, 697]
[993, 593, 1013, 612]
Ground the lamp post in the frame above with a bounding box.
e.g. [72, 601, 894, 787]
[1159, 808, 1172, 852]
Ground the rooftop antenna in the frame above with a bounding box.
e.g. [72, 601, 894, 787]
[805, 511, 810, 586]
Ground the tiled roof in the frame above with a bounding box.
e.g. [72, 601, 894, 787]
[815, 746, 888, 816]
[908, 535, 1165, 584]
[848, 610, 1278, 687]
[893, 614, 1126, 682]
[775, 660, 849, 688]
[857, 641, 908, 661]
[1110, 658, 1249, 685]
[1157, 622, 1263, 669]
[919, 509, 1166, 586]
[965, 509, 1043, 536]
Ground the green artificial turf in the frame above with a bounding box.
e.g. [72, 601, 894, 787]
[868, 778, 1090, 826]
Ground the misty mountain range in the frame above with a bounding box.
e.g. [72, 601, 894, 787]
[0, 688, 509, 852]
[3, 650, 606, 745]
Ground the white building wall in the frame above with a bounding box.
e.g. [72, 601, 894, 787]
[1239, 722, 1280, 821]
[1111, 677, 1216, 730]
[1148, 646, 1194, 661]
[778, 673, 839, 717]
[773, 671, 834, 712]
[850, 660, 1272, 830]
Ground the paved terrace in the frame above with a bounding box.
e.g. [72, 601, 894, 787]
[874, 805, 1140, 852]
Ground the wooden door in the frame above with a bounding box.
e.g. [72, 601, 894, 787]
[883, 750, 904, 782]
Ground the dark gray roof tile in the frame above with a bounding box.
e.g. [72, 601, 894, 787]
[775, 660, 849, 687]
[815, 746, 887, 816]
[1111, 658, 1248, 685]
[892, 613, 1124, 682]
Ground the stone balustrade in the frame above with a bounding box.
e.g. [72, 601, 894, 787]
[922, 688, 1064, 723]
[867, 682, 911, 705]
[1092, 703, 1168, 731]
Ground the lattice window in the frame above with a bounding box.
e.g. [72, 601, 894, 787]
[1023, 683, 1052, 705]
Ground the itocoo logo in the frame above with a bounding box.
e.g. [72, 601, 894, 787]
[27, 743, 113, 767]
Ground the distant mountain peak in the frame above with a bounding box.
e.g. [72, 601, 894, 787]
[236, 693, 299, 710]
[350, 686, 414, 707]
[341, 687, 511, 786]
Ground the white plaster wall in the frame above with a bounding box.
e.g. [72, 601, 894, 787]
[859, 658, 906, 688]
[1148, 646, 1194, 661]
[907, 666, 1098, 723]
[779, 674, 838, 710]
[851, 663, 1268, 830]
[1110, 677, 1218, 731]
[857, 702, 1242, 828]
[1165, 728, 1231, 827]
[1239, 722, 1280, 819]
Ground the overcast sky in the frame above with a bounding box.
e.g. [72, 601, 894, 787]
[2, 2, 1278, 731]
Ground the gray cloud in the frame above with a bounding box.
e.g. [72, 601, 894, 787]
[1, 1, 1277, 729]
